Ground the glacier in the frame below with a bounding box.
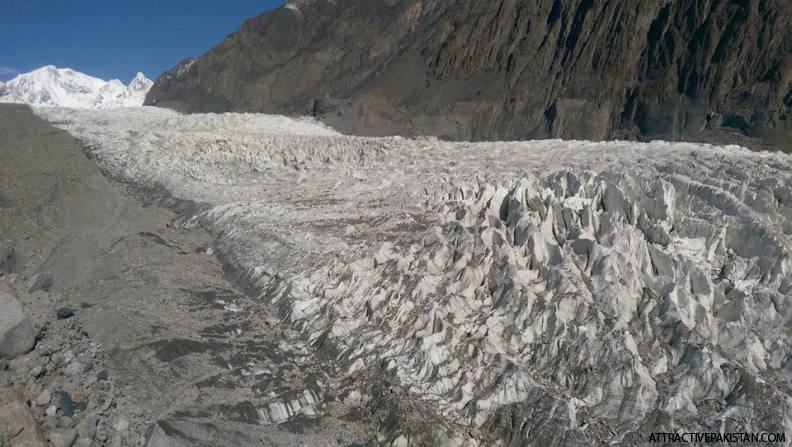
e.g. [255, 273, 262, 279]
[0, 66, 152, 109]
[36, 106, 792, 445]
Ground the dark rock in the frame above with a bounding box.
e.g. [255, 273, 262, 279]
[28, 271, 53, 292]
[96, 369, 109, 381]
[56, 308, 75, 320]
[73, 401, 88, 413]
[55, 391, 75, 417]
[146, 0, 792, 152]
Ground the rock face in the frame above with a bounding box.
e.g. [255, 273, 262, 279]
[146, 0, 792, 150]
[0, 292, 35, 360]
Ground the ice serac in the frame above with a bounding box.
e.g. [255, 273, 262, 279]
[0, 66, 153, 109]
[145, 0, 792, 151]
[37, 106, 792, 445]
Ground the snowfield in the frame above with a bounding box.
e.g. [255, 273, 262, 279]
[37, 107, 792, 445]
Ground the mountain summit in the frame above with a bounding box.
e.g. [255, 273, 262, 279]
[0, 66, 153, 109]
[146, 0, 791, 150]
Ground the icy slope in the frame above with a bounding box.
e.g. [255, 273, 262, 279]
[0, 66, 152, 108]
[37, 107, 792, 445]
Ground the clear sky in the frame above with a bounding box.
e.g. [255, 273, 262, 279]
[0, 0, 285, 83]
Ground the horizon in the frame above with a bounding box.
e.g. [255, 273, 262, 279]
[0, 0, 285, 83]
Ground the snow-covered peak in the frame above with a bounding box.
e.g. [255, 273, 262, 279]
[0, 66, 153, 109]
[284, 0, 323, 13]
[101, 72, 154, 109]
[127, 73, 154, 96]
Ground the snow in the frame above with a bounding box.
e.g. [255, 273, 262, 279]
[174, 59, 197, 78]
[0, 66, 152, 109]
[36, 106, 792, 444]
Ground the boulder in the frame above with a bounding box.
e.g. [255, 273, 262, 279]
[76, 415, 97, 439]
[48, 428, 77, 447]
[0, 388, 47, 447]
[0, 291, 35, 359]
[28, 271, 53, 292]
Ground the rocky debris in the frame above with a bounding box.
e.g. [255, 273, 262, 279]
[27, 271, 53, 293]
[48, 428, 77, 447]
[0, 241, 15, 275]
[0, 388, 47, 446]
[56, 308, 75, 320]
[0, 291, 36, 359]
[146, 0, 791, 151]
[29, 365, 46, 378]
[42, 416, 59, 430]
[59, 417, 76, 429]
[143, 423, 169, 447]
[73, 438, 93, 447]
[0, 105, 189, 447]
[36, 389, 51, 407]
[76, 416, 97, 440]
[0, 284, 152, 447]
[56, 391, 76, 417]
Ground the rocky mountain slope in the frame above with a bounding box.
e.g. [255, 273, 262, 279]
[146, 0, 792, 150]
[1, 66, 152, 109]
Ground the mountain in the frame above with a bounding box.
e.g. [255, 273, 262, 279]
[146, 0, 792, 151]
[0, 66, 153, 109]
[102, 72, 155, 108]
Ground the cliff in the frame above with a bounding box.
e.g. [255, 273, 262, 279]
[146, 0, 792, 149]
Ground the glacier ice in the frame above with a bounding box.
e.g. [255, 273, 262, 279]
[36, 107, 792, 445]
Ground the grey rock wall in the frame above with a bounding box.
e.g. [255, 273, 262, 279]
[146, 0, 791, 150]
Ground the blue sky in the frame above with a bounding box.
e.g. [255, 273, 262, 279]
[0, 0, 284, 83]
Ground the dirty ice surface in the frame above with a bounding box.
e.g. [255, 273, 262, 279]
[37, 107, 792, 446]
